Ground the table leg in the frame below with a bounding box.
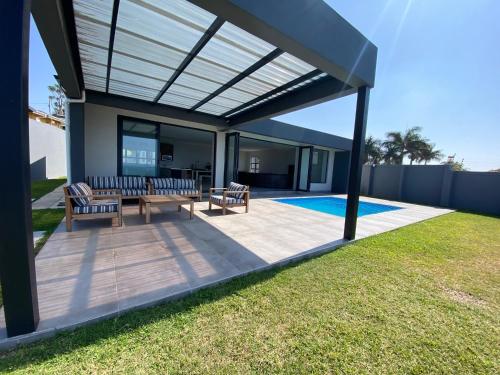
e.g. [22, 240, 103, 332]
[178, 205, 181, 212]
[145, 202, 151, 224]
[190, 200, 194, 220]
[139, 199, 143, 215]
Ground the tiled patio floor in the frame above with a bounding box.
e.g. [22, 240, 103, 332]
[0, 194, 452, 347]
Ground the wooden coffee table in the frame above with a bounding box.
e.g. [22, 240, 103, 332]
[139, 195, 194, 223]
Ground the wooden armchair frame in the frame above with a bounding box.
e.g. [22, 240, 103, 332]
[63, 187, 123, 232]
[208, 186, 250, 215]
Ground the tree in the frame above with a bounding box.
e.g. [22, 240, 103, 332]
[442, 155, 466, 171]
[364, 136, 383, 164]
[48, 82, 66, 117]
[417, 143, 443, 165]
[383, 126, 427, 165]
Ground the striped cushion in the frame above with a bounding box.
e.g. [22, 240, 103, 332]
[153, 189, 177, 195]
[150, 177, 175, 189]
[67, 183, 93, 207]
[87, 176, 120, 190]
[210, 195, 244, 206]
[176, 179, 195, 189]
[73, 200, 118, 214]
[176, 189, 198, 196]
[121, 176, 146, 189]
[121, 188, 148, 196]
[93, 190, 116, 196]
[228, 182, 246, 199]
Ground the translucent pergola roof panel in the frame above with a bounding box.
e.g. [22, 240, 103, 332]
[73, 0, 114, 92]
[73, 0, 331, 118]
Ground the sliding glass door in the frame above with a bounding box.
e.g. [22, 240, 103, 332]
[224, 132, 240, 186]
[296, 146, 313, 191]
[120, 119, 159, 176]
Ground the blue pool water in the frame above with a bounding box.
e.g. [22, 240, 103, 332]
[273, 197, 402, 217]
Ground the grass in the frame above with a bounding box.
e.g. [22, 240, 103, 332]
[31, 209, 65, 255]
[31, 178, 66, 201]
[0, 212, 499, 374]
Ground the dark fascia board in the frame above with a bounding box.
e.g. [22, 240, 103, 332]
[228, 76, 356, 126]
[86, 91, 228, 128]
[31, 0, 82, 98]
[188, 0, 377, 88]
[236, 119, 352, 151]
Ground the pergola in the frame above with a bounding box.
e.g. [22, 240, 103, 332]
[1, 0, 376, 337]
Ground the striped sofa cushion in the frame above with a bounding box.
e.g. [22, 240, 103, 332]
[176, 179, 195, 189]
[121, 176, 146, 189]
[121, 188, 148, 196]
[210, 195, 244, 206]
[228, 182, 246, 199]
[87, 176, 120, 190]
[73, 200, 118, 214]
[176, 189, 198, 196]
[153, 189, 177, 195]
[150, 177, 175, 189]
[67, 183, 93, 207]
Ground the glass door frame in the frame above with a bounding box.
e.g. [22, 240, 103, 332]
[296, 146, 313, 191]
[117, 116, 160, 177]
[224, 132, 240, 186]
[117, 115, 217, 187]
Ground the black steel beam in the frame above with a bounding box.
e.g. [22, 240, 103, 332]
[190, 48, 283, 111]
[31, 0, 82, 98]
[105, 0, 121, 93]
[222, 69, 322, 118]
[344, 86, 370, 240]
[0, 0, 40, 337]
[153, 17, 224, 103]
[187, 0, 377, 88]
[228, 76, 355, 126]
[86, 90, 228, 128]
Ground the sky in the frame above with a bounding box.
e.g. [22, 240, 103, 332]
[28, 0, 500, 171]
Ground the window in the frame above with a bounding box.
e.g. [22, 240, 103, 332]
[250, 156, 260, 173]
[310, 149, 328, 183]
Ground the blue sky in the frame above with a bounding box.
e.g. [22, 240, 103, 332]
[29, 0, 500, 171]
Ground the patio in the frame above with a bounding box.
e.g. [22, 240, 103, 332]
[0, 195, 451, 346]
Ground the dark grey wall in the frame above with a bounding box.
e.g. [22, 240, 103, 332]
[361, 164, 500, 216]
[451, 172, 500, 215]
[371, 165, 403, 201]
[401, 165, 445, 206]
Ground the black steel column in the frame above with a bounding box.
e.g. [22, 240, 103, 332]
[344, 86, 370, 240]
[0, 0, 39, 336]
[67, 102, 85, 183]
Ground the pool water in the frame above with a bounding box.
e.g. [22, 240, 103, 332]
[273, 197, 402, 217]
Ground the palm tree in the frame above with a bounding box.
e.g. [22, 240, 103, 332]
[383, 126, 427, 165]
[382, 143, 400, 164]
[364, 136, 383, 164]
[417, 143, 443, 165]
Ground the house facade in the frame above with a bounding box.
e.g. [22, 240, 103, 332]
[2, 0, 376, 338]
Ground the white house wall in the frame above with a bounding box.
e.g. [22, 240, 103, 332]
[29, 119, 67, 180]
[83, 103, 226, 186]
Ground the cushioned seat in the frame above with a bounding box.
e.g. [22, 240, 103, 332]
[86, 176, 147, 198]
[73, 200, 118, 214]
[153, 189, 177, 195]
[121, 188, 148, 196]
[176, 189, 199, 196]
[210, 195, 244, 205]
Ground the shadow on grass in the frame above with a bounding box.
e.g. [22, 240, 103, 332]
[0, 240, 349, 370]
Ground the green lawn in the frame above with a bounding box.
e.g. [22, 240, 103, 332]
[1, 212, 499, 374]
[31, 178, 66, 201]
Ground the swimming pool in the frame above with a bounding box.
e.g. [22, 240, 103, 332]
[273, 197, 402, 217]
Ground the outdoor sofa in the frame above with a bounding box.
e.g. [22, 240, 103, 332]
[64, 182, 122, 232]
[87, 176, 148, 199]
[209, 182, 250, 215]
[148, 177, 202, 201]
[87, 176, 202, 201]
